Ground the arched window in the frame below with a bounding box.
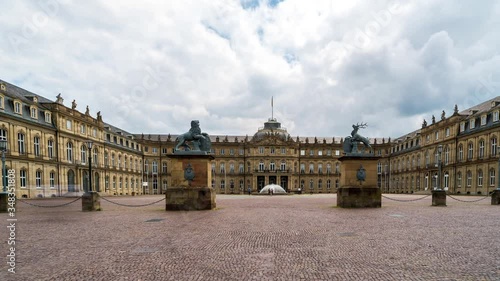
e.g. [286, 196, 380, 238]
[20, 169, 27, 188]
[318, 179, 323, 190]
[467, 142, 473, 160]
[457, 172, 462, 187]
[309, 163, 314, 174]
[0, 128, 7, 142]
[478, 139, 485, 159]
[18, 132, 25, 154]
[309, 179, 314, 190]
[444, 172, 449, 190]
[466, 170, 472, 187]
[259, 161, 264, 172]
[81, 145, 87, 164]
[458, 144, 464, 161]
[269, 161, 275, 171]
[280, 160, 286, 171]
[327, 179, 331, 189]
[111, 153, 116, 167]
[35, 170, 42, 188]
[33, 136, 40, 156]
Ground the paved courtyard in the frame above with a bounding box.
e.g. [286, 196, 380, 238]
[1, 193, 499, 281]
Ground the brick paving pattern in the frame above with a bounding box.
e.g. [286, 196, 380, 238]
[1, 194, 500, 281]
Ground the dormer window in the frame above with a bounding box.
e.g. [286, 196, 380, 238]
[481, 115, 487, 126]
[460, 122, 465, 132]
[470, 119, 476, 129]
[0, 83, 5, 91]
[0, 95, 4, 109]
[30, 106, 37, 119]
[14, 101, 22, 114]
[493, 111, 499, 122]
[44, 112, 51, 123]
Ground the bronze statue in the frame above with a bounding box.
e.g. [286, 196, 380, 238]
[175, 120, 211, 152]
[343, 122, 372, 154]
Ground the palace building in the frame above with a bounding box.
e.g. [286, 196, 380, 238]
[0, 79, 496, 198]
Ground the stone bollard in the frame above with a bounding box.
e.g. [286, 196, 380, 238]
[432, 190, 447, 206]
[82, 192, 101, 211]
[492, 190, 500, 205]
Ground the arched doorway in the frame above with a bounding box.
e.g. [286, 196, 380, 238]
[68, 169, 75, 192]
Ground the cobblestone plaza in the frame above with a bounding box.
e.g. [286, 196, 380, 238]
[1, 194, 499, 280]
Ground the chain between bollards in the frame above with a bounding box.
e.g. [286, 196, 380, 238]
[381, 194, 432, 202]
[17, 196, 82, 208]
[447, 194, 490, 203]
[100, 196, 166, 207]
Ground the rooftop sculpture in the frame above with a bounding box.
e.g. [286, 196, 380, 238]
[174, 120, 211, 153]
[343, 122, 372, 155]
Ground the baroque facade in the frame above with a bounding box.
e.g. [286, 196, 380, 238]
[0, 79, 496, 198]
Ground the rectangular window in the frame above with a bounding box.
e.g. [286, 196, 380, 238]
[239, 148, 244, 155]
[152, 147, 158, 154]
[327, 149, 332, 156]
[220, 149, 225, 155]
[300, 150, 305, 156]
[92, 128, 97, 137]
[259, 147, 264, 154]
[309, 149, 314, 156]
[31, 107, 37, 118]
[66, 119, 72, 130]
[281, 147, 286, 154]
[494, 111, 499, 122]
[33, 137, 40, 156]
[335, 150, 340, 156]
[229, 149, 234, 155]
[162, 148, 168, 154]
[36, 171, 42, 188]
[435, 131, 439, 140]
[18, 133, 25, 154]
[0, 96, 3, 109]
[15, 102, 21, 114]
[45, 112, 51, 123]
[445, 127, 450, 137]
[48, 140, 54, 159]
[318, 150, 323, 156]
[20, 170, 26, 187]
[270, 147, 275, 154]
[50, 172, 55, 188]
[80, 124, 86, 134]
[460, 122, 465, 132]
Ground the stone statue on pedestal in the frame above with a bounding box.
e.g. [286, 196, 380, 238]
[343, 123, 372, 154]
[174, 120, 211, 153]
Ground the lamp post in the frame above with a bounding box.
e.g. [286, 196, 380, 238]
[497, 145, 500, 191]
[0, 139, 8, 213]
[436, 145, 443, 191]
[1, 139, 7, 193]
[87, 141, 93, 193]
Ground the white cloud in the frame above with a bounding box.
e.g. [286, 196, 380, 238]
[1, 0, 499, 139]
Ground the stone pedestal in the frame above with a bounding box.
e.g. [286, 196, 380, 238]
[82, 192, 101, 211]
[337, 155, 381, 208]
[166, 153, 216, 211]
[491, 190, 500, 205]
[431, 190, 447, 206]
[0, 192, 9, 213]
[166, 187, 216, 210]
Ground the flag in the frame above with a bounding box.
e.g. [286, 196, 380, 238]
[271, 96, 273, 107]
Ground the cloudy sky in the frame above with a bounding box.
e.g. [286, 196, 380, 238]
[1, 0, 499, 138]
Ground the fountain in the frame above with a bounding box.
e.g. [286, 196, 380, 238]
[259, 184, 287, 194]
